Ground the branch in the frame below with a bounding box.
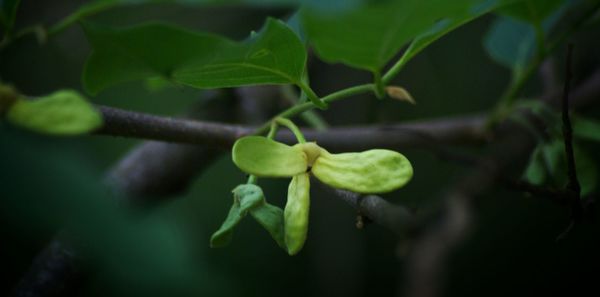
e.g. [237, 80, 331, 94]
[316, 181, 415, 237]
[561, 44, 582, 219]
[96, 105, 487, 151]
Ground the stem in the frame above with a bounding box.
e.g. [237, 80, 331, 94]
[280, 85, 329, 131]
[275, 117, 306, 143]
[266, 121, 278, 139]
[247, 175, 258, 185]
[298, 82, 328, 109]
[255, 84, 374, 135]
[373, 71, 385, 99]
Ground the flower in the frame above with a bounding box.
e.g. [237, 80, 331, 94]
[232, 136, 413, 255]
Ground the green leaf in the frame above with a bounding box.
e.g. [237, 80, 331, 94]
[498, 0, 564, 22]
[484, 16, 536, 70]
[523, 140, 598, 196]
[284, 173, 310, 255]
[0, 0, 20, 33]
[484, 1, 569, 70]
[250, 203, 286, 249]
[301, 0, 500, 72]
[312, 149, 413, 194]
[210, 184, 265, 248]
[573, 115, 600, 142]
[6, 90, 102, 135]
[387, 0, 521, 80]
[232, 136, 307, 177]
[83, 17, 307, 94]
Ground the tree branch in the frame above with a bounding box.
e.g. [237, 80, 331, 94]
[96, 105, 487, 151]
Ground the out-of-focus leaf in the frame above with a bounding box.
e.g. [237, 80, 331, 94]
[6, 90, 103, 135]
[484, 16, 536, 70]
[232, 136, 307, 177]
[499, 0, 565, 22]
[523, 139, 597, 196]
[573, 115, 600, 142]
[484, 0, 570, 70]
[0, 0, 20, 33]
[83, 18, 306, 94]
[301, 0, 511, 72]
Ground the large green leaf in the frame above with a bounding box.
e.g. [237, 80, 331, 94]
[6, 90, 103, 135]
[301, 0, 501, 72]
[83, 17, 307, 94]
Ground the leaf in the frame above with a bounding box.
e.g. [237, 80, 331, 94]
[391, 0, 523, 78]
[523, 140, 598, 196]
[210, 184, 265, 248]
[232, 136, 307, 177]
[484, 16, 536, 70]
[301, 0, 502, 72]
[284, 173, 310, 255]
[83, 18, 307, 94]
[312, 149, 413, 194]
[573, 115, 600, 142]
[0, 0, 20, 33]
[498, 0, 564, 22]
[250, 203, 286, 249]
[6, 90, 103, 135]
[484, 1, 570, 70]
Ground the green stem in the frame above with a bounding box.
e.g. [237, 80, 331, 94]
[275, 117, 306, 143]
[298, 82, 328, 109]
[266, 121, 278, 139]
[280, 85, 329, 131]
[247, 175, 258, 185]
[373, 71, 385, 99]
[255, 84, 374, 135]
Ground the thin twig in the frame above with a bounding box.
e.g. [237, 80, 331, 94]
[561, 44, 582, 220]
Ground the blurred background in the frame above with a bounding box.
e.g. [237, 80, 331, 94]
[1, 1, 600, 296]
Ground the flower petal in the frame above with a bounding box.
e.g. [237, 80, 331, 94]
[210, 184, 265, 247]
[232, 136, 307, 177]
[284, 173, 310, 255]
[312, 149, 413, 193]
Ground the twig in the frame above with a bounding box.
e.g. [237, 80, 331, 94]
[561, 44, 582, 220]
[317, 182, 415, 237]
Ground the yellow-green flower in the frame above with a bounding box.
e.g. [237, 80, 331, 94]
[232, 136, 413, 255]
